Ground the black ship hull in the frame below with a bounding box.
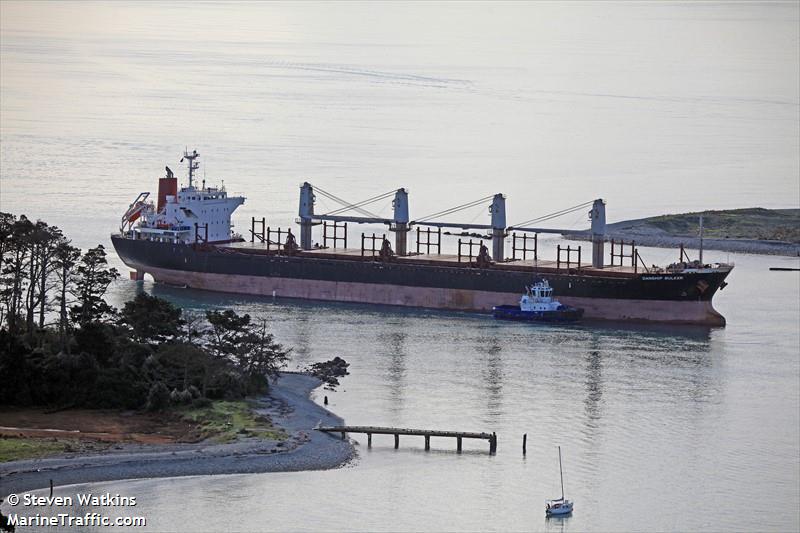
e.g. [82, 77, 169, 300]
[111, 236, 732, 326]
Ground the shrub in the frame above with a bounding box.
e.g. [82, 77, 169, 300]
[91, 367, 148, 409]
[178, 389, 193, 404]
[169, 388, 193, 405]
[192, 397, 212, 408]
[146, 382, 170, 411]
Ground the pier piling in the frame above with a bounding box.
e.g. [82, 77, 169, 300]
[523, 433, 527, 455]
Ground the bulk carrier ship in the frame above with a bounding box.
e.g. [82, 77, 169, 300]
[111, 150, 733, 326]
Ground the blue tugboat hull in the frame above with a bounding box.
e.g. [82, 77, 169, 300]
[492, 305, 584, 323]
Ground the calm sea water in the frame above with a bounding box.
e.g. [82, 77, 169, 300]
[2, 2, 798, 531]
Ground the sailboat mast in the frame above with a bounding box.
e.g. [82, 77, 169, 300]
[559, 445, 565, 500]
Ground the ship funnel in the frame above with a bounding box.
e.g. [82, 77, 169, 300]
[491, 194, 506, 261]
[157, 167, 178, 213]
[590, 198, 606, 268]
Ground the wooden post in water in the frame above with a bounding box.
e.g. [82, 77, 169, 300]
[340, 431, 346, 440]
[523, 433, 527, 455]
[425, 435, 431, 451]
[367, 433, 372, 447]
[394, 434, 399, 449]
[457, 437, 463, 453]
[490, 432, 497, 454]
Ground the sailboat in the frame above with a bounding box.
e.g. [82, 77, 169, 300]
[545, 446, 574, 516]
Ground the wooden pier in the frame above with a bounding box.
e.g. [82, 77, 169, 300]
[316, 425, 497, 454]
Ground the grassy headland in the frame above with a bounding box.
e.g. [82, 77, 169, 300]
[570, 208, 800, 256]
[616, 208, 799, 242]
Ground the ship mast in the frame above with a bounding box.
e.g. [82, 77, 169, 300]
[181, 149, 200, 189]
[558, 445, 565, 501]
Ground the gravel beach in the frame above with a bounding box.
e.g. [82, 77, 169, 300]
[0, 373, 354, 496]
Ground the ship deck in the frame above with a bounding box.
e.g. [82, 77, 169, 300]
[218, 243, 644, 278]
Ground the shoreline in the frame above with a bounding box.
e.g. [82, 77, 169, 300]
[0, 373, 354, 496]
[565, 232, 800, 257]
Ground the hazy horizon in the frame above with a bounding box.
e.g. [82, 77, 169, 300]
[2, 2, 798, 249]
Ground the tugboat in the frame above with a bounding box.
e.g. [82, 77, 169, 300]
[492, 280, 584, 322]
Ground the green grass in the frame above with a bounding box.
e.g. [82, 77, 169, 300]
[642, 208, 800, 242]
[0, 400, 285, 462]
[174, 400, 287, 443]
[0, 437, 76, 462]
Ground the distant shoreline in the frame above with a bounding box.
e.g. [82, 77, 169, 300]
[566, 232, 800, 257]
[0, 373, 354, 496]
[564, 208, 800, 257]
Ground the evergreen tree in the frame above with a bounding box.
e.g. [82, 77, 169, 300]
[53, 240, 80, 351]
[205, 310, 289, 394]
[120, 293, 184, 344]
[71, 245, 119, 326]
[1, 215, 34, 333]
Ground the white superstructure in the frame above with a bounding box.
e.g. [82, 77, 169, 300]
[519, 280, 564, 312]
[120, 149, 245, 244]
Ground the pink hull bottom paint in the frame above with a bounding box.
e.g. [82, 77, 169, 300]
[144, 267, 726, 327]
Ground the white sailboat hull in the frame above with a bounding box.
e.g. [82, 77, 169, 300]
[545, 499, 573, 515]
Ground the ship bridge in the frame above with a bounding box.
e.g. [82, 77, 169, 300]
[121, 149, 244, 244]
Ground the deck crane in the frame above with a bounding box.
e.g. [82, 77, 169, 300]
[297, 182, 409, 253]
[298, 183, 505, 257]
[507, 199, 606, 268]
[411, 194, 506, 260]
[297, 182, 605, 266]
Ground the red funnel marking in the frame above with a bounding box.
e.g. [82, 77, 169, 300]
[157, 177, 177, 212]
